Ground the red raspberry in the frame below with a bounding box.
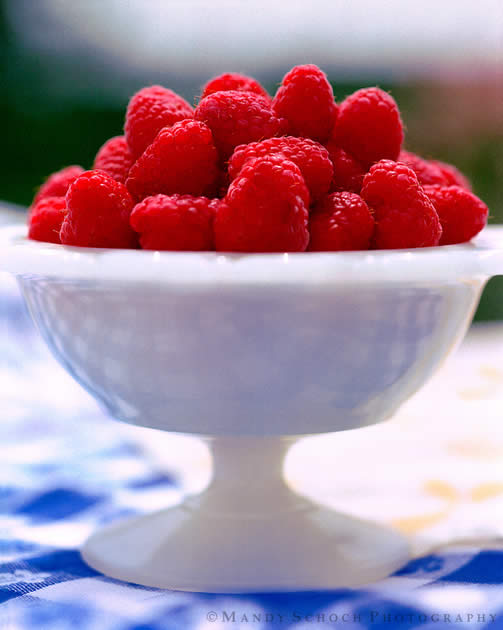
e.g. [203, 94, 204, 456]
[131, 194, 217, 251]
[33, 165, 84, 205]
[361, 160, 442, 249]
[93, 136, 134, 185]
[272, 64, 337, 143]
[201, 73, 269, 100]
[194, 90, 287, 160]
[28, 197, 66, 244]
[228, 136, 333, 203]
[126, 119, 219, 201]
[430, 160, 472, 191]
[214, 155, 309, 252]
[423, 185, 488, 245]
[125, 85, 194, 158]
[215, 169, 231, 198]
[60, 170, 136, 248]
[308, 192, 374, 251]
[325, 141, 366, 193]
[332, 88, 403, 168]
[398, 150, 447, 186]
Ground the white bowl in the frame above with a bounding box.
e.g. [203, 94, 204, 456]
[2, 223, 503, 592]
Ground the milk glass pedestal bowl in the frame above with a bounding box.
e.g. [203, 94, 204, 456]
[2, 224, 503, 592]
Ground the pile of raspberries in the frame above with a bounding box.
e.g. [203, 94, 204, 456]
[28, 65, 488, 252]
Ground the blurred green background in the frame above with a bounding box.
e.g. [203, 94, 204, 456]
[1, 0, 502, 319]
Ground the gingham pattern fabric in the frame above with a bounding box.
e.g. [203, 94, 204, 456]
[2, 272, 503, 630]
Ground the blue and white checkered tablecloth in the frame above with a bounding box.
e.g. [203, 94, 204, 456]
[2, 269, 503, 630]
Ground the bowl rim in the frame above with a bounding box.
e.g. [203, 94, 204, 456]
[1, 224, 503, 285]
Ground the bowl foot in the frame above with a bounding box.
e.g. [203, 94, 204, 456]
[82, 436, 409, 592]
[82, 500, 409, 592]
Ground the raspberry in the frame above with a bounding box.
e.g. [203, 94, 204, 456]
[93, 136, 134, 184]
[126, 119, 219, 201]
[272, 64, 337, 143]
[332, 87, 403, 168]
[430, 160, 472, 191]
[215, 169, 231, 198]
[201, 73, 269, 100]
[125, 85, 194, 158]
[308, 192, 374, 251]
[60, 170, 136, 248]
[325, 141, 366, 193]
[398, 150, 447, 186]
[194, 90, 287, 159]
[131, 194, 217, 251]
[228, 136, 333, 203]
[423, 185, 488, 245]
[361, 160, 442, 249]
[214, 155, 309, 252]
[28, 197, 66, 244]
[33, 165, 84, 205]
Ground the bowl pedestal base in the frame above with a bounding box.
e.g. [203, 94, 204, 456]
[81, 436, 410, 592]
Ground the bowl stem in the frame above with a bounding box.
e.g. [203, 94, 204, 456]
[82, 433, 410, 591]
